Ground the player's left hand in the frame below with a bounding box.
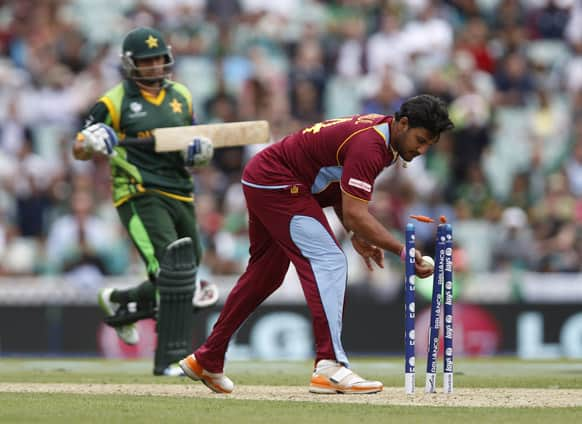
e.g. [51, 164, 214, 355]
[351, 234, 384, 271]
[184, 136, 214, 168]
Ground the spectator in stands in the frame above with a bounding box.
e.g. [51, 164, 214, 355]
[494, 51, 535, 107]
[491, 207, 537, 271]
[453, 166, 496, 219]
[45, 189, 122, 279]
[361, 73, 403, 116]
[12, 130, 54, 239]
[527, 0, 571, 40]
[288, 39, 326, 124]
[531, 172, 578, 272]
[455, 17, 495, 74]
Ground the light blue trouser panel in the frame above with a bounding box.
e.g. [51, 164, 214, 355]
[311, 166, 343, 194]
[289, 215, 349, 367]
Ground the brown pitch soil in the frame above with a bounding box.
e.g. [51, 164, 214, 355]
[1, 383, 581, 408]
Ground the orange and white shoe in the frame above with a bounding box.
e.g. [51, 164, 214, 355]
[178, 354, 234, 394]
[309, 360, 383, 394]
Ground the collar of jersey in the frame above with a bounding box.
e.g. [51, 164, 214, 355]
[140, 87, 166, 105]
[373, 122, 399, 165]
[125, 79, 171, 100]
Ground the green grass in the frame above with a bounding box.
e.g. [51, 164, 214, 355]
[0, 357, 581, 423]
[1, 393, 580, 424]
[1, 357, 581, 388]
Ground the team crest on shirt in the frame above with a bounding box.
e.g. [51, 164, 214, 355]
[129, 102, 147, 118]
[348, 178, 371, 192]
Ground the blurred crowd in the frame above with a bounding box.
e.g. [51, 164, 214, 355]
[2, 0, 582, 291]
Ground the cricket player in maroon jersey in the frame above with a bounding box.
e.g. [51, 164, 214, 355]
[180, 94, 454, 394]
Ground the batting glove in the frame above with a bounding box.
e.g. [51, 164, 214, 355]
[79, 123, 118, 156]
[185, 136, 214, 168]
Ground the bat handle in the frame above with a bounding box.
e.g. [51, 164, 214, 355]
[118, 137, 156, 149]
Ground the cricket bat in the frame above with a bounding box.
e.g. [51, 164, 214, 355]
[118, 120, 271, 152]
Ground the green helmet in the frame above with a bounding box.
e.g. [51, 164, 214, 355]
[120, 27, 174, 83]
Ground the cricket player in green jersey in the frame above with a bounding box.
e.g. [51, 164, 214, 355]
[73, 27, 218, 376]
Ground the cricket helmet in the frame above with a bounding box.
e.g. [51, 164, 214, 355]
[120, 27, 174, 83]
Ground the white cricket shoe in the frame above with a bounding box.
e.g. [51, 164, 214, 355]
[192, 280, 219, 309]
[179, 354, 234, 394]
[161, 363, 186, 377]
[98, 288, 139, 345]
[309, 360, 383, 394]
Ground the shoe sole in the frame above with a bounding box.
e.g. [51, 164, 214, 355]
[178, 356, 232, 394]
[115, 327, 138, 345]
[309, 376, 383, 394]
[309, 383, 383, 394]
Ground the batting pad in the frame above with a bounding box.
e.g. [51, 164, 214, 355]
[153, 237, 197, 375]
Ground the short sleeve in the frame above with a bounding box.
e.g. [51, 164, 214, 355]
[339, 131, 388, 202]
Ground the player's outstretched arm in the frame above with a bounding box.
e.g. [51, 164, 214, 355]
[341, 191, 403, 257]
[341, 191, 433, 278]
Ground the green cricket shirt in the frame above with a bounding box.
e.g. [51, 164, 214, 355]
[83, 79, 195, 206]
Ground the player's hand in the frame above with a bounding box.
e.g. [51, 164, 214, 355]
[351, 234, 384, 271]
[78, 123, 118, 156]
[414, 250, 433, 278]
[185, 136, 214, 168]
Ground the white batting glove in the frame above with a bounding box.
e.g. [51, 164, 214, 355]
[184, 136, 214, 168]
[79, 123, 118, 156]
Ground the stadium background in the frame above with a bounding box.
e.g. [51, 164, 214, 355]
[1, 0, 582, 361]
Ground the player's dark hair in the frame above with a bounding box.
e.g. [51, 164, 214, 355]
[394, 94, 454, 137]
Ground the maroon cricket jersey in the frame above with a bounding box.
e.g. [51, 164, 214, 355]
[242, 114, 398, 205]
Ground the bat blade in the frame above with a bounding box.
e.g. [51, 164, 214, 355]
[152, 120, 270, 152]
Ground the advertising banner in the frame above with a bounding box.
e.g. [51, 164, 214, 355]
[1, 300, 581, 360]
